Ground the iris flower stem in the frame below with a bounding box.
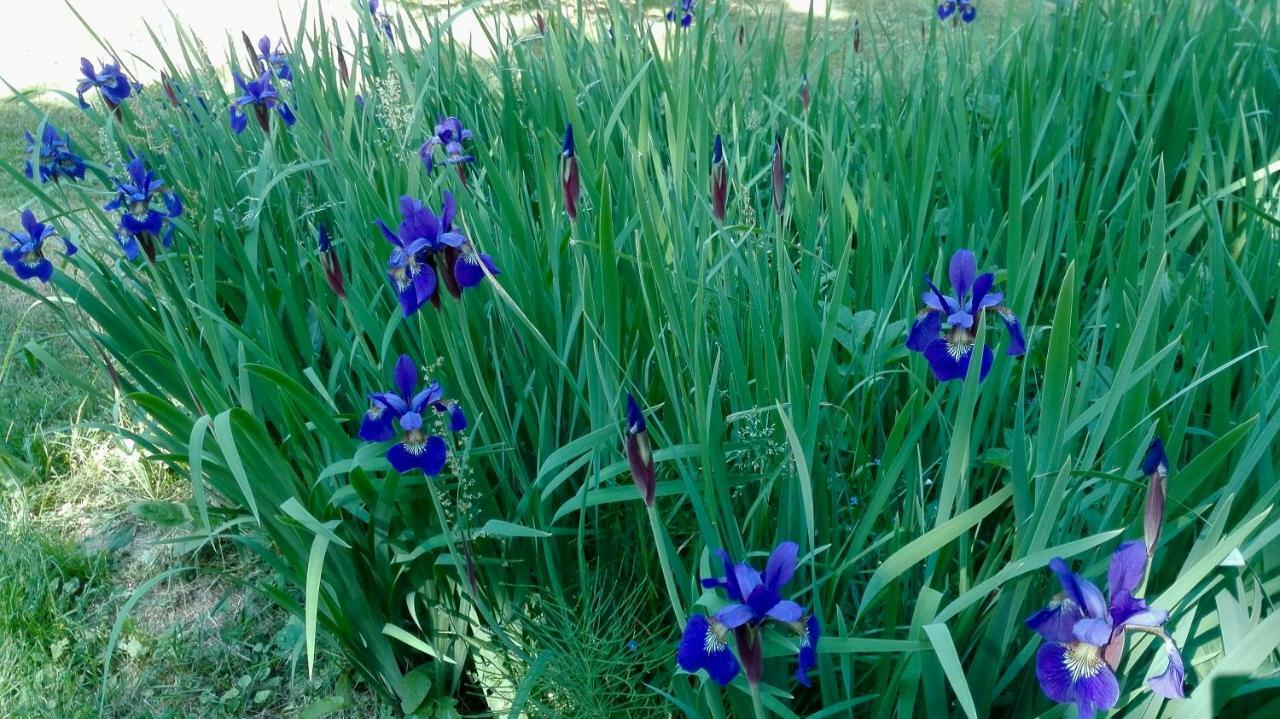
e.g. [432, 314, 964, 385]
[424, 477, 521, 656]
[646, 504, 685, 626]
[750, 684, 768, 718]
[341, 300, 376, 364]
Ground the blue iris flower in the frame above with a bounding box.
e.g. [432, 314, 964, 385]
[368, 0, 395, 41]
[937, 1, 977, 23]
[104, 155, 184, 262]
[375, 192, 498, 315]
[75, 58, 134, 109]
[24, 125, 86, 184]
[419, 117, 475, 173]
[357, 354, 467, 475]
[666, 0, 695, 27]
[3, 210, 76, 284]
[678, 542, 821, 687]
[905, 249, 1026, 382]
[229, 71, 297, 135]
[257, 36, 293, 82]
[1026, 542, 1185, 718]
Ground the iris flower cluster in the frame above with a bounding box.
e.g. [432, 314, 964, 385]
[75, 58, 134, 110]
[368, 0, 395, 41]
[419, 117, 475, 177]
[905, 249, 1025, 382]
[105, 156, 184, 262]
[229, 71, 297, 135]
[375, 191, 500, 317]
[666, 1, 695, 27]
[3, 210, 77, 284]
[24, 125, 86, 184]
[678, 542, 820, 688]
[937, 1, 977, 23]
[358, 354, 467, 475]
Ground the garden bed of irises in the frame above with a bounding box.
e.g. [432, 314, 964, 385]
[4, 0, 1280, 716]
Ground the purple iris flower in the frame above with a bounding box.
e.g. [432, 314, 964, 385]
[1026, 542, 1186, 718]
[357, 354, 466, 475]
[375, 193, 466, 316]
[624, 394, 656, 507]
[678, 542, 820, 687]
[937, 1, 977, 23]
[368, 0, 395, 41]
[257, 36, 293, 82]
[905, 249, 1026, 382]
[75, 58, 134, 110]
[3, 210, 76, 284]
[419, 117, 475, 178]
[24, 125, 86, 184]
[229, 71, 297, 135]
[104, 156, 184, 262]
[440, 190, 501, 294]
[666, 0, 695, 27]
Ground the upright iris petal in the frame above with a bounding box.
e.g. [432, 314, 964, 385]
[3, 210, 76, 284]
[904, 249, 1026, 383]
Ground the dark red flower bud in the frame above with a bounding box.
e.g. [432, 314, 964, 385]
[161, 73, 180, 108]
[625, 395, 655, 506]
[561, 124, 580, 220]
[336, 45, 350, 88]
[854, 22, 862, 53]
[734, 626, 764, 687]
[710, 134, 727, 222]
[1142, 438, 1170, 557]
[317, 225, 346, 299]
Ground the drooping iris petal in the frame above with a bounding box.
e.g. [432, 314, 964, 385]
[1025, 596, 1084, 643]
[796, 615, 820, 686]
[358, 401, 395, 441]
[1035, 642, 1119, 718]
[386, 434, 448, 475]
[454, 252, 500, 288]
[677, 616, 740, 686]
[995, 307, 1027, 355]
[922, 338, 993, 382]
[906, 311, 942, 352]
[1147, 645, 1186, 699]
